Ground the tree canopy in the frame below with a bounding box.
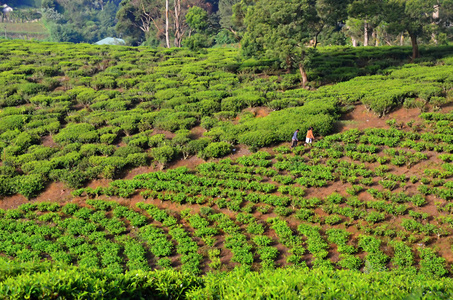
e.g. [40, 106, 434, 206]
[6, 0, 453, 57]
[383, 0, 437, 58]
[242, 0, 329, 87]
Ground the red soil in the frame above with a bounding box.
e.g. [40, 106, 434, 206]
[339, 105, 422, 132]
[2, 103, 453, 270]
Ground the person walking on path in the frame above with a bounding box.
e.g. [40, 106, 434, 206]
[291, 129, 299, 148]
[306, 127, 314, 145]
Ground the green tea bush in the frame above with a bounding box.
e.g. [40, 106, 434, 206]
[0, 115, 27, 133]
[151, 145, 176, 165]
[17, 82, 47, 98]
[201, 142, 231, 160]
[54, 123, 97, 144]
[0, 263, 202, 300]
[49, 169, 88, 189]
[113, 146, 143, 158]
[13, 174, 46, 199]
[238, 130, 278, 151]
[221, 96, 247, 112]
[418, 248, 448, 277]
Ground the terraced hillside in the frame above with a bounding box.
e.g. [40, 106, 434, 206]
[2, 111, 453, 275]
[1, 40, 453, 298]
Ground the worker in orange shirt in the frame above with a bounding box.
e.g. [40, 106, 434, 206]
[306, 127, 314, 145]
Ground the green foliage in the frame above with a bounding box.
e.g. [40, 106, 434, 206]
[242, 0, 319, 86]
[151, 146, 176, 165]
[238, 131, 277, 151]
[54, 123, 98, 144]
[14, 174, 45, 199]
[0, 261, 202, 299]
[418, 248, 448, 277]
[201, 142, 231, 159]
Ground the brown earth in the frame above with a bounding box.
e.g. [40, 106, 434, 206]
[338, 105, 422, 132]
[2, 103, 453, 270]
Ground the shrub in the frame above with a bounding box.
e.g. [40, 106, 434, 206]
[221, 96, 247, 112]
[184, 33, 213, 50]
[419, 248, 448, 277]
[49, 169, 88, 189]
[151, 146, 176, 165]
[14, 132, 39, 151]
[113, 146, 143, 158]
[17, 82, 47, 98]
[148, 134, 166, 148]
[200, 116, 218, 130]
[238, 131, 278, 151]
[0, 115, 27, 133]
[100, 133, 117, 144]
[54, 123, 97, 144]
[126, 153, 148, 167]
[0, 175, 15, 196]
[14, 174, 46, 199]
[201, 142, 231, 160]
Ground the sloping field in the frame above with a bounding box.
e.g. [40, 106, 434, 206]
[1, 40, 453, 298]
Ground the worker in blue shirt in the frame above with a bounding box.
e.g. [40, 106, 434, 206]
[291, 129, 299, 148]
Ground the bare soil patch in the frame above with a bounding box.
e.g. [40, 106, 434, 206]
[41, 135, 58, 148]
[338, 105, 422, 132]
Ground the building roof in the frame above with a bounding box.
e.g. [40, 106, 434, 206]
[2, 4, 13, 12]
[94, 37, 126, 46]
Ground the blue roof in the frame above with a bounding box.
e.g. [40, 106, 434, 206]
[94, 37, 126, 45]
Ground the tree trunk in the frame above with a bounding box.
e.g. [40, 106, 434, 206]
[409, 32, 419, 59]
[313, 25, 323, 49]
[432, 3, 440, 44]
[165, 0, 170, 48]
[299, 63, 308, 89]
[364, 20, 368, 46]
[174, 0, 181, 47]
[286, 56, 291, 74]
[314, 32, 319, 49]
[352, 37, 357, 47]
[373, 30, 379, 46]
[400, 34, 404, 46]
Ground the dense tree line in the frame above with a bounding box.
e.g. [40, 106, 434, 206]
[8, 0, 453, 73]
[113, 0, 453, 51]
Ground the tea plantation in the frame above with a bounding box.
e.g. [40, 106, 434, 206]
[1, 40, 453, 298]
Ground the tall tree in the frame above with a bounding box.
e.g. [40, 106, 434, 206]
[218, 0, 240, 29]
[348, 0, 383, 46]
[116, 0, 209, 46]
[242, 0, 320, 88]
[343, 17, 364, 46]
[174, 0, 183, 46]
[116, 0, 164, 45]
[432, 0, 453, 43]
[383, 0, 437, 59]
[310, 0, 351, 47]
[41, 0, 121, 43]
[230, 0, 253, 37]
